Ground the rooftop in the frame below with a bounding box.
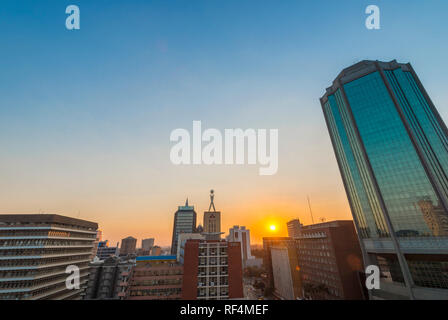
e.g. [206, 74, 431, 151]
[0, 214, 98, 229]
[136, 255, 177, 261]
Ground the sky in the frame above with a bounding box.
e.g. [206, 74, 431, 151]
[0, 0, 447, 246]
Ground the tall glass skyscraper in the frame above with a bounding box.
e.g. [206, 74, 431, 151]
[321, 60, 448, 300]
[170, 199, 197, 256]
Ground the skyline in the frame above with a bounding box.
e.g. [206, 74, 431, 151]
[1, 1, 448, 246]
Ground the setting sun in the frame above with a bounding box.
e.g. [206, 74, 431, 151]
[269, 225, 276, 231]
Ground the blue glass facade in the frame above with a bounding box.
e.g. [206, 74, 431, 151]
[321, 60, 448, 299]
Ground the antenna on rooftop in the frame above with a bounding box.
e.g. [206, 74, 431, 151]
[307, 196, 315, 224]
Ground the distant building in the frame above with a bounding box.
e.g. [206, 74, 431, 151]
[262, 237, 294, 290]
[124, 256, 183, 300]
[287, 219, 303, 238]
[91, 229, 103, 259]
[177, 233, 205, 262]
[96, 240, 120, 260]
[0, 214, 98, 300]
[182, 239, 244, 300]
[296, 220, 364, 300]
[245, 258, 263, 268]
[171, 199, 197, 256]
[226, 225, 254, 268]
[271, 245, 301, 300]
[150, 246, 161, 256]
[83, 256, 134, 300]
[120, 236, 137, 256]
[141, 238, 154, 255]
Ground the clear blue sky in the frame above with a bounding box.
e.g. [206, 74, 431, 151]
[0, 0, 447, 245]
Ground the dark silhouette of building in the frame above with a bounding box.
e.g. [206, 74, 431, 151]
[83, 256, 134, 300]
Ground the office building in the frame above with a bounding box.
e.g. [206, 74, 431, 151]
[182, 239, 244, 300]
[96, 240, 120, 260]
[295, 220, 364, 300]
[170, 199, 197, 256]
[227, 225, 254, 267]
[262, 237, 295, 290]
[120, 236, 137, 256]
[124, 256, 183, 300]
[0, 214, 98, 300]
[287, 219, 303, 238]
[321, 60, 448, 299]
[83, 256, 134, 300]
[270, 245, 301, 300]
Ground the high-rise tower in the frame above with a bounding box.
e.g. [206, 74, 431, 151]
[321, 60, 448, 300]
[170, 199, 197, 255]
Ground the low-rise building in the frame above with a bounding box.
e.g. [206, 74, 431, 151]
[150, 246, 161, 256]
[124, 256, 183, 300]
[83, 256, 134, 300]
[96, 240, 120, 260]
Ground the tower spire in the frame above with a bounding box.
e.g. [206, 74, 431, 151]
[186, 198, 189, 206]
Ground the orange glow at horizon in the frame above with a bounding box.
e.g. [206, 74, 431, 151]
[90, 194, 353, 247]
[0, 131, 355, 247]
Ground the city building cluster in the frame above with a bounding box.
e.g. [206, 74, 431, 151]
[1, 60, 448, 300]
